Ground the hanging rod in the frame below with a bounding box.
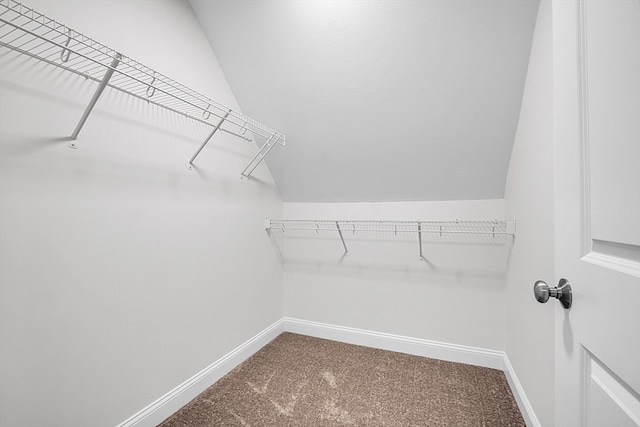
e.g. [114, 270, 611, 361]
[265, 219, 516, 259]
[0, 0, 285, 176]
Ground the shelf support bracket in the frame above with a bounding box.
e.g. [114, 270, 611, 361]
[241, 132, 280, 178]
[418, 222, 425, 261]
[69, 53, 122, 147]
[336, 221, 348, 255]
[188, 110, 231, 166]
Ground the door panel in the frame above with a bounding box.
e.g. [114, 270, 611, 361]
[585, 0, 640, 250]
[578, 0, 640, 391]
[585, 351, 640, 427]
[554, 0, 640, 426]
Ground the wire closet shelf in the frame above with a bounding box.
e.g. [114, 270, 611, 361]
[265, 219, 516, 259]
[0, 0, 285, 177]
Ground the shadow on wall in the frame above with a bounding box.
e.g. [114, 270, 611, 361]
[0, 55, 206, 144]
[0, 59, 281, 197]
[0, 51, 272, 175]
[267, 226, 515, 284]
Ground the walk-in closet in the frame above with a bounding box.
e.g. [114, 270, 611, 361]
[1, 1, 638, 426]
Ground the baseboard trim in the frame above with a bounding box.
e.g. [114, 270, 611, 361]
[282, 317, 504, 370]
[116, 318, 284, 427]
[283, 318, 540, 425]
[116, 317, 539, 427]
[502, 354, 541, 427]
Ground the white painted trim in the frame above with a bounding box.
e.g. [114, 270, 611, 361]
[115, 319, 284, 427]
[282, 317, 504, 370]
[116, 317, 540, 427]
[282, 318, 541, 424]
[503, 354, 542, 427]
[582, 251, 640, 278]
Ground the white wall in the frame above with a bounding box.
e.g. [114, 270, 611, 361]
[281, 200, 510, 351]
[503, 1, 555, 426]
[0, 1, 283, 426]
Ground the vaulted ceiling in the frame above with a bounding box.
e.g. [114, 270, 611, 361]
[190, 0, 539, 202]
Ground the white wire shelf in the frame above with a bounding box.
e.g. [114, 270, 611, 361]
[265, 219, 516, 259]
[0, 0, 285, 177]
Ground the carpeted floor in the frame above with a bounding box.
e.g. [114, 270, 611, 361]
[159, 333, 525, 426]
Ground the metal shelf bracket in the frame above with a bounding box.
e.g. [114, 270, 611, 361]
[418, 221, 425, 261]
[241, 132, 281, 178]
[336, 221, 348, 255]
[188, 110, 231, 167]
[69, 53, 122, 147]
[0, 0, 285, 169]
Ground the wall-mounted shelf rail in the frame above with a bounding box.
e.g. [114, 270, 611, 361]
[265, 219, 516, 260]
[0, 0, 285, 177]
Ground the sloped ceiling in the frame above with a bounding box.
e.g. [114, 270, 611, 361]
[190, 0, 539, 202]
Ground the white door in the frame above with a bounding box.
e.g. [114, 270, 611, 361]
[553, 0, 640, 426]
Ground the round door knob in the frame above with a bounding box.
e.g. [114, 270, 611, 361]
[534, 278, 572, 309]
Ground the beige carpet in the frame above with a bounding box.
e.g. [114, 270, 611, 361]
[159, 333, 525, 426]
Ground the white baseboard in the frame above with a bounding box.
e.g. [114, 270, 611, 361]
[502, 354, 541, 427]
[116, 317, 538, 427]
[282, 317, 504, 370]
[283, 318, 539, 425]
[116, 318, 284, 427]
